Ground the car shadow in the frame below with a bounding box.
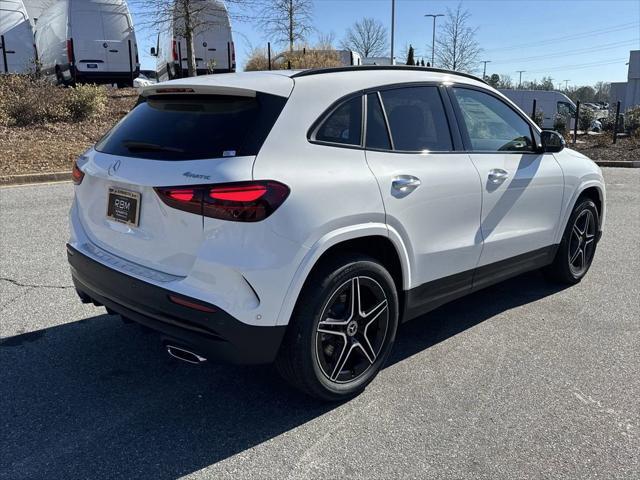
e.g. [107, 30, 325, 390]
[0, 271, 567, 479]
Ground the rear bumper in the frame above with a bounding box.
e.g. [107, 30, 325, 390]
[73, 67, 140, 85]
[67, 244, 286, 365]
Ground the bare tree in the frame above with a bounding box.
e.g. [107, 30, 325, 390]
[316, 31, 336, 50]
[435, 3, 481, 73]
[594, 81, 610, 103]
[134, 0, 249, 77]
[496, 74, 513, 89]
[258, 0, 314, 52]
[340, 17, 388, 58]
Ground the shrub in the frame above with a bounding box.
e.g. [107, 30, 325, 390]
[599, 114, 618, 132]
[553, 114, 568, 133]
[533, 109, 544, 128]
[0, 75, 67, 126]
[245, 46, 343, 71]
[0, 75, 107, 126]
[65, 84, 107, 121]
[578, 107, 595, 131]
[625, 106, 640, 134]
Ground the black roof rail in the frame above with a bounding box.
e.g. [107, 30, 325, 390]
[291, 65, 488, 84]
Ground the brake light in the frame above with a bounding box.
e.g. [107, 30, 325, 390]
[172, 39, 178, 61]
[155, 181, 289, 222]
[209, 184, 267, 202]
[66, 38, 75, 64]
[231, 42, 236, 62]
[167, 189, 195, 201]
[154, 87, 195, 94]
[71, 160, 84, 185]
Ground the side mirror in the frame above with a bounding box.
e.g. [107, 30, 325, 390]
[150, 47, 157, 57]
[541, 130, 565, 153]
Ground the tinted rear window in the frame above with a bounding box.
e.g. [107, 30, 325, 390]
[96, 93, 287, 160]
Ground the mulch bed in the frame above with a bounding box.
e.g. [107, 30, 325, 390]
[569, 134, 639, 163]
[0, 88, 138, 176]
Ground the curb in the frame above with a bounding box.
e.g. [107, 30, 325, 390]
[0, 171, 70, 186]
[594, 161, 640, 168]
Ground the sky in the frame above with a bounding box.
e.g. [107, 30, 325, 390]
[130, 0, 640, 88]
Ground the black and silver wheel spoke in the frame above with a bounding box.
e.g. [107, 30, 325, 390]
[316, 276, 389, 384]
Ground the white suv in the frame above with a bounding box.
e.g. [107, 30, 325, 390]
[68, 67, 605, 400]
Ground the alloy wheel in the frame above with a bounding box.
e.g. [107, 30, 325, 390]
[568, 209, 596, 276]
[315, 276, 389, 384]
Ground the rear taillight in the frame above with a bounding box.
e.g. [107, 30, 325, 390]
[66, 38, 75, 64]
[71, 160, 84, 185]
[155, 181, 289, 222]
[172, 39, 178, 61]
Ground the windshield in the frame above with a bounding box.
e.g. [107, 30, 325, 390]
[95, 93, 287, 160]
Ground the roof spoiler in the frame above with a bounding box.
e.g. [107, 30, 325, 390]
[141, 84, 257, 98]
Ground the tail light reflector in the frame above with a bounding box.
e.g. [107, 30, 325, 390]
[168, 294, 217, 313]
[66, 38, 75, 64]
[72, 160, 84, 185]
[155, 181, 289, 222]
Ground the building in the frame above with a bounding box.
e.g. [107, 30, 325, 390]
[610, 50, 640, 111]
[362, 56, 394, 66]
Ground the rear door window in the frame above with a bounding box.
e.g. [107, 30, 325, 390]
[95, 93, 287, 160]
[380, 86, 453, 152]
[314, 96, 363, 146]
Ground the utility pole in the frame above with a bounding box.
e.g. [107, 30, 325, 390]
[481, 60, 491, 80]
[517, 70, 526, 88]
[563, 79, 570, 90]
[390, 0, 395, 65]
[425, 13, 444, 68]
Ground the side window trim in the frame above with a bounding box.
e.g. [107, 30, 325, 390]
[446, 84, 541, 154]
[374, 91, 395, 150]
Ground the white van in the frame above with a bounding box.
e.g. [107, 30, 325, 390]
[499, 89, 576, 129]
[0, 0, 37, 73]
[151, 0, 234, 81]
[35, 0, 139, 86]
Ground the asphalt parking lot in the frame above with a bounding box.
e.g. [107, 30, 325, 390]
[1, 168, 638, 479]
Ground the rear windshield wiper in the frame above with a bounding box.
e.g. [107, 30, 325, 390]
[122, 141, 185, 154]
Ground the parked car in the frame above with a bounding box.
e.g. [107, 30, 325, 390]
[499, 89, 577, 129]
[151, 0, 234, 81]
[0, 0, 37, 73]
[68, 66, 605, 401]
[133, 69, 158, 89]
[35, 0, 139, 86]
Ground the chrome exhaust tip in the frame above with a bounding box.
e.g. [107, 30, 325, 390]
[166, 344, 207, 364]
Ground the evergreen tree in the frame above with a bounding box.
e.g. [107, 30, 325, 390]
[406, 44, 415, 66]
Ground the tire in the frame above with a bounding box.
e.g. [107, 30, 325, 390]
[276, 254, 399, 401]
[544, 198, 599, 284]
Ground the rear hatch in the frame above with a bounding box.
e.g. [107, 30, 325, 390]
[72, 2, 135, 74]
[75, 79, 291, 276]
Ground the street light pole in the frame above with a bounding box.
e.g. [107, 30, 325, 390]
[424, 13, 444, 67]
[481, 60, 491, 80]
[517, 70, 526, 88]
[390, 0, 396, 65]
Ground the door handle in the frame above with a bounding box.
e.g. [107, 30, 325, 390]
[488, 168, 509, 184]
[392, 175, 421, 193]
